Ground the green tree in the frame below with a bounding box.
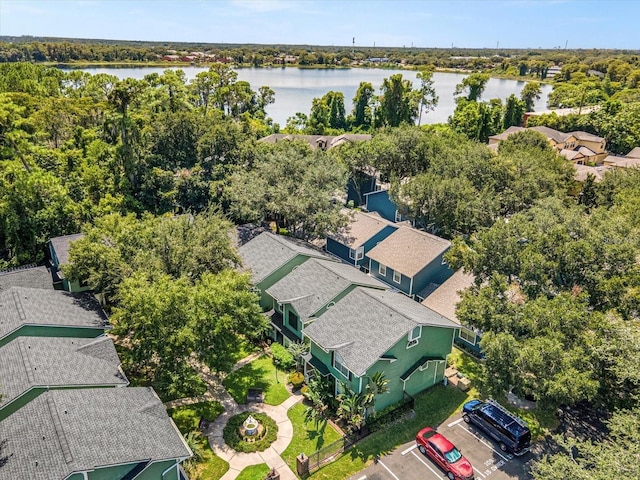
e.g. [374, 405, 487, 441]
[520, 82, 542, 112]
[415, 68, 439, 126]
[378, 74, 416, 127]
[349, 81, 375, 130]
[453, 72, 490, 102]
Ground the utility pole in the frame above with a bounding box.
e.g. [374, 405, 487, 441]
[352, 37, 355, 55]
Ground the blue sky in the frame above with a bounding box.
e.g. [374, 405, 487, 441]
[1, 0, 638, 49]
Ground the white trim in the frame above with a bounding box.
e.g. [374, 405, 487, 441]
[326, 301, 336, 309]
[458, 327, 476, 346]
[409, 276, 414, 296]
[409, 325, 421, 341]
[379, 264, 387, 276]
[406, 339, 419, 349]
[392, 270, 401, 284]
[333, 351, 351, 378]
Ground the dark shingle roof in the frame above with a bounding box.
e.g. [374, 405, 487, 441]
[265, 258, 387, 319]
[49, 234, 84, 266]
[366, 227, 451, 277]
[304, 288, 457, 376]
[0, 266, 53, 291]
[0, 287, 110, 341]
[0, 336, 127, 409]
[238, 232, 331, 284]
[0, 388, 191, 480]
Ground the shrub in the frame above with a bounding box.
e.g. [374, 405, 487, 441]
[289, 371, 304, 389]
[270, 343, 294, 371]
[300, 385, 309, 396]
[223, 412, 278, 453]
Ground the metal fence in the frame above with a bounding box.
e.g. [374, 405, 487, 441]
[305, 392, 415, 475]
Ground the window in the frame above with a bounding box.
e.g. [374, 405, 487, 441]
[379, 264, 387, 276]
[458, 327, 476, 345]
[333, 351, 350, 378]
[441, 256, 448, 265]
[409, 326, 421, 341]
[395, 210, 403, 222]
[349, 246, 364, 261]
[275, 301, 282, 313]
[326, 302, 336, 309]
[288, 311, 300, 331]
[392, 270, 401, 283]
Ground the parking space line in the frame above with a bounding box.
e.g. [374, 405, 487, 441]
[456, 424, 510, 462]
[473, 466, 486, 478]
[410, 450, 443, 479]
[447, 418, 464, 427]
[378, 460, 400, 480]
[401, 444, 417, 455]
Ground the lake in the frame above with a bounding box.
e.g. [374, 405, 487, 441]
[65, 66, 553, 127]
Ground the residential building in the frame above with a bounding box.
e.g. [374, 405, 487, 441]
[258, 133, 371, 151]
[0, 335, 128, 421]
[264, 258, 387, 344]
[420, 269, 481, 355]
[366, 226, 453, 300]
[0, 388, 191, 480]
[238, 232, 333, 309]
[0, 265, 54, 291]
[326, 210, 397, 269]
[0, 287, 110, 348]
[48, 233, 88, 292]
[303, 288, 458, 411]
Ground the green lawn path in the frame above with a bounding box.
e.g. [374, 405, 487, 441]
[236, 463, 271, 480]
[223, 356, 290, 406]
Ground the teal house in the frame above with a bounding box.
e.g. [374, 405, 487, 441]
[0, 388, 192, 480]
[48, 233, 89, 292]
[238, 232, 333, 310]
[0, 335, 128, 421]
[363, 187, 409, 223]
[263, 258, 387, 344]
[422, 269, 483, 355]
[303, 288, 458, 411]
[326, 210, 397, 270]
[0, 287, 110, 348]
[366, 226, 453, 301]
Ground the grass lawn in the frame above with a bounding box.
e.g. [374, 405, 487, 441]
[229, 337, 263, 365]
[236, 463, 271, 480]
[222, 356, 291, 406]
[167, 402, 229, 480]
[281, 402, 343, 473]
[308, 384, 469, 479]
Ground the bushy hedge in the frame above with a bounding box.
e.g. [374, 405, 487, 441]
[223, 412, 278, 453]
[270, 343, 294, 370]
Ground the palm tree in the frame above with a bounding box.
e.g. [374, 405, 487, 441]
[287, 341, 309, 372]
[336, 385, 366, 433]
[363, 371, 390, 417]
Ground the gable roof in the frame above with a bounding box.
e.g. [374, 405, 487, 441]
[569, 130, 604, 143]
[304, 288, 457, 376]
[0, 265, 53, 291]
[529, 126, 569, 144]
[49, 234, 84, 266]
[238, 232, 331, 284]
[420, 269, 475, 325]
[559, 149, 584, 161]
[487, 126, 524, 142]
[0, 388, 191, 480]
[0, 287, 110, 341]
[330, 210, 397, 249]
[366, 226, 451, 277]
[258, 134, 371, 150]
[627, 147, 640, 159]
[603, 156, 640, 169]
[0, 336, 127, 409]
[265, 258, 387, 319]
[573, 164, 610, 182]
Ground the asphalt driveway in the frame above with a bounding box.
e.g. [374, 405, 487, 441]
[349, 412, 537, 480]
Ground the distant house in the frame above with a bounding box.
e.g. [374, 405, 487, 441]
[0, 265, 53, 291]
[303, 288, 458, 411]
[573, 164, 611, 182]
[263, 258, 387, 344]
[602, 154, 640, 169]
[0, 335, 128, 421]
[420, 269, 481, 355]
[326, 210, 397, 269]
[48, 233, 88, 292]
[258, 133, 371, 151]
[366, 226, 453, 300]
[0, 287, 110, 348]
[0, 388, 191, 480]
[238, 232, 333, 309]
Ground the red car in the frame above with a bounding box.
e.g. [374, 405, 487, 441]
[416, 427, 474, 480]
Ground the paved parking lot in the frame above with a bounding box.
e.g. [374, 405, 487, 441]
[349, 413, 536, 480]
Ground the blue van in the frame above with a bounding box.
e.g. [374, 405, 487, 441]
[462, 399, 531, 456]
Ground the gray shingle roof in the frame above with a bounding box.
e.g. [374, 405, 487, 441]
[366, 226, 451, 277]
[487, 126, 524, 142]
[238, 232, 331, 284]
[0, 287, 110, 341]
[304, 288, 457, 376]
[0, 266, 53, 291]
[0, 388, 191, 480]
[49, 234, 84, 266]
[265, 258, 387, 319]
[330, 210, 397, 248]
[0, 336, 127, 409]
[570, 130, 604, 143]
[530, 126, 569, 144]
[421, 269, 475, 325]
[258, 134, 371, 150]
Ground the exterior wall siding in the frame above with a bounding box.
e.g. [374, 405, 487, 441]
[364, 191, 398, 223]
[368, 259, 412, 295]
[325, 237, 354, 265]
[412, 253, 454, 297]
[88, 462, 139, 480]
[360, 225, 397, 269]
[0, 325, 105, 348]
[256, 255, 313, 310]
